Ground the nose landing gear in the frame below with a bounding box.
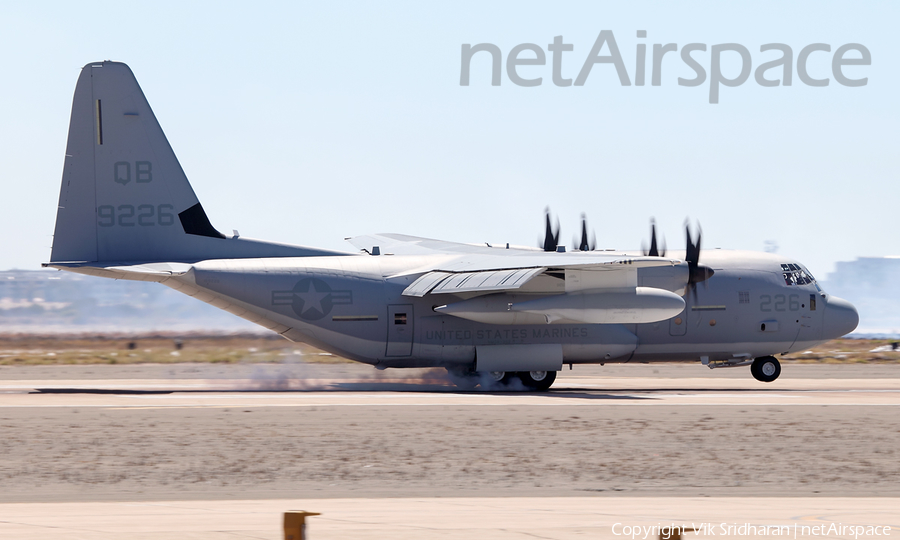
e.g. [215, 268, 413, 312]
[751, 356, 781, 382]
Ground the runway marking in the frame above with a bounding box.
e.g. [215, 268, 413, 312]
[644, 393, 804, 398]
[40, 401, 900, 410]
[1, 382, 899, 408]
[102, 390, 900, 399]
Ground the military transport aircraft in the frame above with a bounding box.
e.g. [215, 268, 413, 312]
[45, 62, 859, 390]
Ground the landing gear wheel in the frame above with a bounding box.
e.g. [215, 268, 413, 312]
[489, 371, 513, 383]
[751, 356, 781, 383]
[484, 371, 515, 389]
[446, 367, 479, 390]
[517, 370, 557, 391]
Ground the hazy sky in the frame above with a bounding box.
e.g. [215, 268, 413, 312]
[0, 1, 896, 278]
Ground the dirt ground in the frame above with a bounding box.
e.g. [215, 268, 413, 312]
[0, 333, 320, 366]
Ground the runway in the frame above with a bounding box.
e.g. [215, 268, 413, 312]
[1, 366, 899, 408]
[1, 363, 898, 538]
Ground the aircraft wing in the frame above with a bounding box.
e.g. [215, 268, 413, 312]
[346, 233, 501, 256]
[351, 234, 685, 298]
[400, 255, 681, 297]
[348, 233, 681, 267]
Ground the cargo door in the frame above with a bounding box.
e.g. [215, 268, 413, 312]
[386, 304, 414, 357]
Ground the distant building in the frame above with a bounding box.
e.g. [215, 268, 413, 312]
[822, 257, 900, 335]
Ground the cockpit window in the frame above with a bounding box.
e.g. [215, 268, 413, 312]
[781, 264, 815, 286]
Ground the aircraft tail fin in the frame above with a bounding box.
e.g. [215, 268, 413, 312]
[49, 61, 340, 265]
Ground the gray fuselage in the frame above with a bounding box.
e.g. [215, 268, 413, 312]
[164, 248, 858, 370]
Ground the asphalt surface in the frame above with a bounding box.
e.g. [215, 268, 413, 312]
[1, 363, 897, 538]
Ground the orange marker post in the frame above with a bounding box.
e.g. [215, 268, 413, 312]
[284, 511, 321, 540]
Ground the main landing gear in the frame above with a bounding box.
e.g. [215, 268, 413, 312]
[751, 356, 781, 383]
[446, 368, 558, 391]
[516, 370, 557, 391]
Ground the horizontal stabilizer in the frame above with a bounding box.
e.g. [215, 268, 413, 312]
[44, 261, 192, 282]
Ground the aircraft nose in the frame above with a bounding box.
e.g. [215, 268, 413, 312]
[822, 295, 859, 338]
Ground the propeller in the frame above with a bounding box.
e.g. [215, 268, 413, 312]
[684, 220, 714, 300]
[641, 218, 666, 257]
[575, 213, 597, 252]
[541, 207, 560, 252]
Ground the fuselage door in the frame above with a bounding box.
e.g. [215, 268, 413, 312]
[669, 310, 687, 336]
[386, 304, 414, 357]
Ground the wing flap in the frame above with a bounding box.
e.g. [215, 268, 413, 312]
[403, 267, 546, 297]
[402, 271, 454, 297]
